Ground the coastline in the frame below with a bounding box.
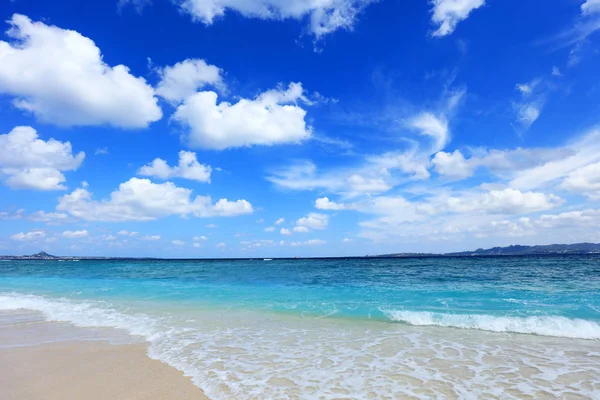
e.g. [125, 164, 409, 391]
[0, 340, 208, 400]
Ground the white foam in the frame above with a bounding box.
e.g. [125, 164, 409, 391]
[383, 309, 600, 340]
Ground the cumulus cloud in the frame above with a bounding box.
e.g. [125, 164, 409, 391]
[290, 239, 326, 246]
[155, 58, 224, 104]
[293, 226, 310, 233]
[172, 240, 185, 246]
[431, 150, 473, 179]
[10, 229, 46, 241]
[117, 230, 139, 236]
[315, 197, 348, 210]
[173, 83, 312, 149]
[56, 178, 253, 221]
[264, 226, 276, 232]
[138, 151, 212, 182]
[430, 0, 485, 37]
[296, 213, 329, 229]
[0, 14, 161, 128]
[62, 230, 88, 238]
[0, 126, 85, 190]
[275, 218, 285, 225]
[280, 228, 292, 236]
[179, 0, 376, 38]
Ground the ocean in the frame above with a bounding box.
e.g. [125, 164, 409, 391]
[1, 256, 599, 399]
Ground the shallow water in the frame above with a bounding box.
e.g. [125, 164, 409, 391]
[1, 256, 599, 399]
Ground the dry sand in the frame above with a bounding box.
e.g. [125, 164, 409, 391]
[0, 341, 208, 400]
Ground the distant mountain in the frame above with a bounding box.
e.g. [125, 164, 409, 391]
[0, 251, 60, 260]
[445, 243, 600, 256]
[29, 251, 59, 259]
[376, 243, 600, 258]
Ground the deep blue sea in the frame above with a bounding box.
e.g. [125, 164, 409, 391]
[1, 256, 600, 399]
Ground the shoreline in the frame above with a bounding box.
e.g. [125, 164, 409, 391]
[0, 340, 208, 400]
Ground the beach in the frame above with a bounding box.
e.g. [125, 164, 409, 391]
[0, 341, 207, 400]
[0, 310, 207, 400]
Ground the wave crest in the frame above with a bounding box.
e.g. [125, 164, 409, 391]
[382, 310, 600, 340]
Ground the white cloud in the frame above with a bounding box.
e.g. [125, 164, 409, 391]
[346, 174, 391, 193]
[513, 78, 545, 130]
[582, 0, 600, 15]
[296, 213, 329, 229]
[0, 14, 161, 128]
[192, 242, 201, 248]
[315, 197, 348, 210]
[118, 0, 151, 13]
[57, 178, 253, 221]
[143, 235, 161, 241]
[432, 150, 474, 180]
[216, 242, 226, 248]
[194, 235, 208, 241]
[29, 211, 69, 223]
[441, 188, 563, 215]
[62, 230, 88, 239]
[430, 0, 485, 37]
[179, 0, 376, 38]
[206, 224, 218, 228]
[280, 228, 292, 236]
[551, 66, 563, 77]
[514, 102, 542, 129]
[256, 218, 265, 223]
[94, 147, 109, 156]
[240, 239, 276, 249]
[138, 151, 212, 182]
[172, 240, 185, 246]
[293, 226, 310, 233]
[342, 238, 352, 243]
[290, 239, 326, 246]
[560, 161, 600, 199]
[0, 126, 85, 190]
[10, 229, 46, 241]
[268, 161, 395, 196]
[117, 230, 139, 236]
[511, 129, 600, 190]
[173, 82, 312, 149]
[155, 58, 224, 104]
[0, 209, 69, 223]
[408, 112, 449, 152]
[432, 146, 574, 182]
[275, 218, 285, 225]
[264, 226, 275, 232]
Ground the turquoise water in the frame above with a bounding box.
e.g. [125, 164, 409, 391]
[1, 256, 600, 398]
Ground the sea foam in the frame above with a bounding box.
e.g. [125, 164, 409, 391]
[383, 309, 600, 340]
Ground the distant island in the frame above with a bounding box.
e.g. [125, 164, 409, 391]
[378, 243, 600, 257]
[2, 244, 600, 261]
[0, 251, 155, 261]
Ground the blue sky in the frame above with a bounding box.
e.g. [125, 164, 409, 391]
[1, 0, 600, 257]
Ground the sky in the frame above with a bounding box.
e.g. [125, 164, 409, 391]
[1, 0, 600, 258]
